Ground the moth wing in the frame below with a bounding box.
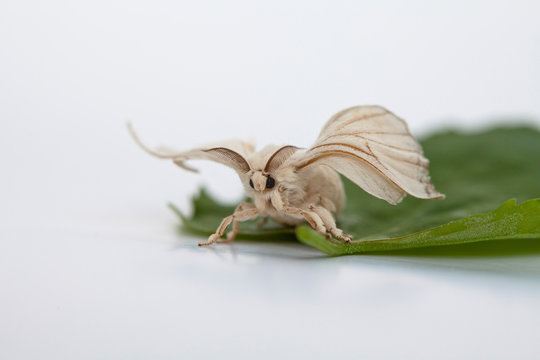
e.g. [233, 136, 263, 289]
[293, 105, 444, 205]
[127, 123, 254, 174]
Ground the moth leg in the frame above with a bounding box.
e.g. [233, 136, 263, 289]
[219, 219, 240, 244]
[309, 205, 352, 243]
[219, 202, 257, 243]
[283, 206, 332, 241]
[199, 203, 259, 246]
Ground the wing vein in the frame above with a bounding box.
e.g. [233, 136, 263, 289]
[318, 133, 421, 154]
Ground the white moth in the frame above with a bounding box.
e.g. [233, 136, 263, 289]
[128, 105, 444, 246]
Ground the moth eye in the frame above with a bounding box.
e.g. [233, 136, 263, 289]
[249, 179, 254, 189]
[266, 176, 275, 189]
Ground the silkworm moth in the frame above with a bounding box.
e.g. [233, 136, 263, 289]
[128, 105, 444, 246]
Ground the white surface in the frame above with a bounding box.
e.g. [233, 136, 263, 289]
[1, 1, 540, 359]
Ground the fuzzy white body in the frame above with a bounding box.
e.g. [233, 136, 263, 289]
[244, 146, 345, 226]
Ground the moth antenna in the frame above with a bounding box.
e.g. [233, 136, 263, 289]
[172, 159, 199, 173]
[264, 145, 302, 173]
[127, 122, 175, 158]
[127, 122, 199, 173]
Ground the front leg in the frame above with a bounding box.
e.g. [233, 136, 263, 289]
[199, 202, 259, 246]
[270, 185, 287, 211]
[219, 202, 257, 244]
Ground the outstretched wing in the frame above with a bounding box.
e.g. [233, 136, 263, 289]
[127, 123, 253, 174]
[293, 105, 444, 205]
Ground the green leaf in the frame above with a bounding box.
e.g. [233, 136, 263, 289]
[297, 199, 540, 255]
[171, 127, 540, 255]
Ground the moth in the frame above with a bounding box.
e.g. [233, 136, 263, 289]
[128, 105, 444, 246]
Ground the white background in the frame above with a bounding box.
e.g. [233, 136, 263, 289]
[1, 1, 540, 359]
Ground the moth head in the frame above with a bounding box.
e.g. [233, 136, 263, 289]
[248, 171, 276, 192]
[244, 145, 302, 194]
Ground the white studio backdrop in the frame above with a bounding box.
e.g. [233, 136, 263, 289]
[1, 1, 540, 359]
[2, 1, 540, 216]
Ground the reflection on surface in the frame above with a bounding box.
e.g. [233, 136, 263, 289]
[177, 235, 540, 281]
